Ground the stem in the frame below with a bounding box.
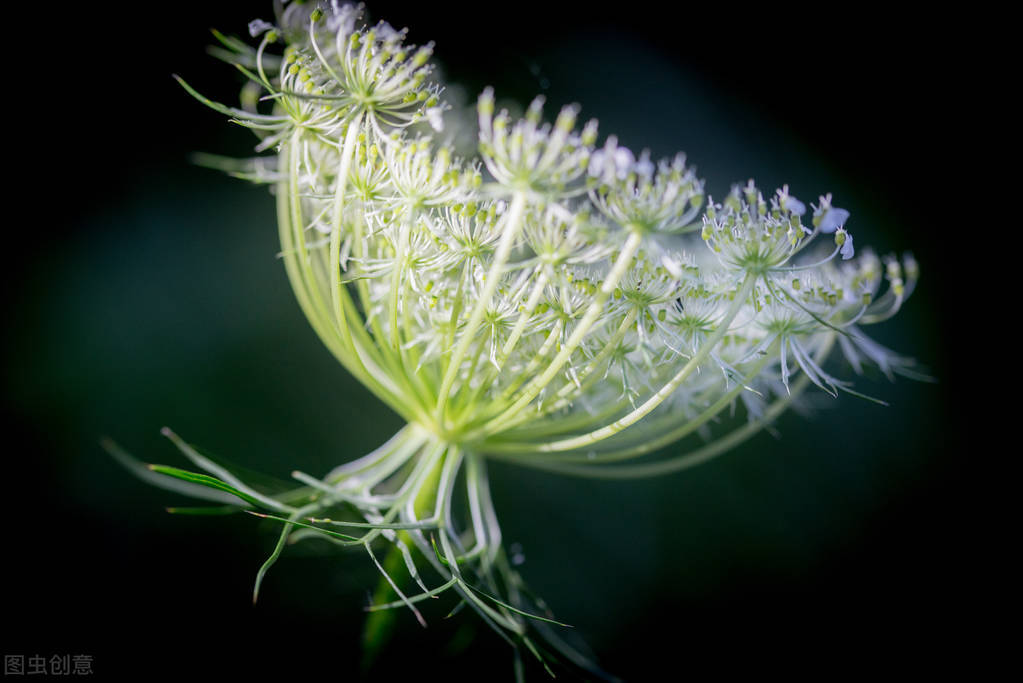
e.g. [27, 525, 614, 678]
[278, 132, 413, 420]
[329, 114, 364, 348]
[436, 191, 528, 425]
[520, 272, 756, 452]
[389, 216, 410, 353]
[482, 230, 643, 436]
[510, 370, 812, 479]
[495, 318, 563, 404]
[492, 341, 776, 458]
[506, 307, 639, 430]
[450, 268, 551, 425]
[500, 331, 836, 478]
[499, 268, 549, 362]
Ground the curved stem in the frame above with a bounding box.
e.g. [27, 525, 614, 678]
[514, 273, 756, 451]
[500, 307, 639, 432]
[489, 341, 776, 459]
[499, 331, 835, 478]
[278, 133, 413, 419]
[329, 113, 364, 342]
[481, 230, 643, 436]
[450, 268, 551, 425]
[517, 370, 812, 479]
[436, 191, 528, 426]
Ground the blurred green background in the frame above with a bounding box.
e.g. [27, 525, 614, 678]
[4, 2, 967, 679]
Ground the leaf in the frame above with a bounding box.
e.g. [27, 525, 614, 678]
[365, 542, 426, 628]
[173, 74, 285, 122]
[253, 518, 292, 605]
[308, 515, 439, 531]
[147, 464, 266, 509]
[164, 434, 291, 493]
[102, 438, 242, 505]
[465, 584, 573, 628]
[165, 505, 243, 516]
[445, 599, 467, 620]
[430, 534, 449, 566]
[522, 635, 557, 679]
[245, 511, 360, 543]
[362, 546, 411, 673]
[364, 577, 458, 612]
[209, 28, 253, 55]
[159, 428, 291, 512]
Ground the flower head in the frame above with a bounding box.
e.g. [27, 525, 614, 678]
[146, 4, 927, 678]
[589, 140, 705, 234]
[477, 87, 598, 200]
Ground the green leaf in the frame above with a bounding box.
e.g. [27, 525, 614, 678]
[522, 635, 557, 679]
[189, 153, 280, 185]
[308, 515, 439, 531]
[361, 545, 405, 674]
[365, 577, 458, 612]
[164, 431, 295, 494]
[836, 384, 890, 406]
[465, 584, 573, 628]
[173, 74, 240, 118]
[430, 534, 449, 566]
[103, 438, 242, 505]
[209, 28, 250, 53]
[165, 505, 243, 516]
[173, 75, 284, 122]
[445, 599, 467, 620]
[245, 511, 361, 543]
[147, 464, 266, 508]
[159, 428, 292, 512]
[253, 518, 292, 605]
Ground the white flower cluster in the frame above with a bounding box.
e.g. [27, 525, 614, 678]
[164, 1, 922, 673]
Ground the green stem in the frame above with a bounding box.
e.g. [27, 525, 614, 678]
[498, 318, 563, 402]
[450, 268, 550, 426]
[482, 230, 643, 436]
[329, 115, 364, 351]
[278, 133, 412, 419]
[519, 272, 756, 452]
[436, 191, 528, 427]
[499, 331, 836, 478]
[510, 369, 813, 479]
[496, 306, 639, 433]
[491, 341, 775, 458]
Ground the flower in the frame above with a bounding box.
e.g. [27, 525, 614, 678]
[120, 3, 926, 678]
[837, 228, 855, 260]
[589, 140, 705, 235]
[814, 192, 851, 233]
[477, 87, 597, 201]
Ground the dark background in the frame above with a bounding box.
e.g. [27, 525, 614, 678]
[4, 1, 982, 679]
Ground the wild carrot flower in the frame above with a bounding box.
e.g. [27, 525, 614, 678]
[113, 2, 925, 677]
